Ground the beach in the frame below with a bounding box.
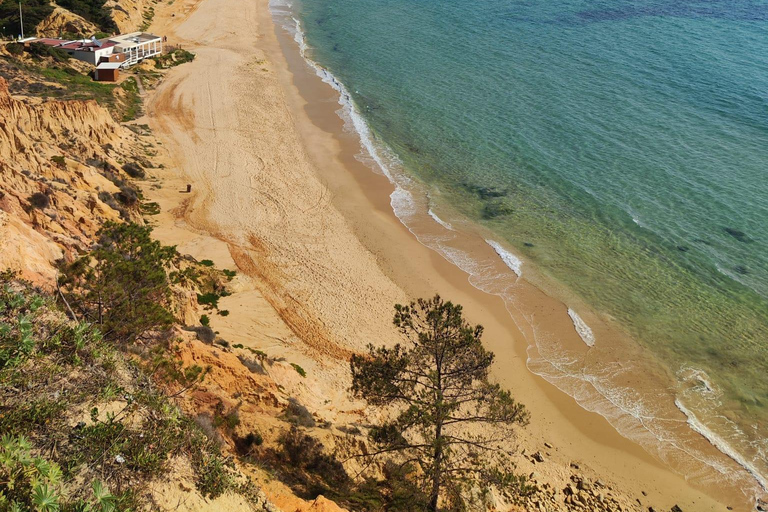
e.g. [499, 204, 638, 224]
[141, 0, 754, 509]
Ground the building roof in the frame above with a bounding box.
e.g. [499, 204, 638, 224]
[57, 40, 116, 52]
[106, 32, 162, 46]
[96, 62, 122, 69]
[31, 38, 68, 46]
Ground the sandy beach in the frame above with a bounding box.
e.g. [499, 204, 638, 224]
[141, 0, 749, 509]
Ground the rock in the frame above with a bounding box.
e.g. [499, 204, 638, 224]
[642, 491, 647, 496]
[670, 506, 683, 512]
[544, 442, 553, 449]
[570, 461, 581, 470]
[532, 451, 545, 463]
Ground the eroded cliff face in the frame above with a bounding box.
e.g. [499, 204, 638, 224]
[36, 7, 101, 38]
[0, 76, 139, 284]
[104, 0, 157, 33]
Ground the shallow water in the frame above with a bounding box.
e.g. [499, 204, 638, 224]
[272, 0, 768, 503]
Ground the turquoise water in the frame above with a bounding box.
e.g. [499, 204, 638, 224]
[277, 0, 768, 500]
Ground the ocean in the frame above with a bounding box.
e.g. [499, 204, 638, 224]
[270, 0, 768, 504]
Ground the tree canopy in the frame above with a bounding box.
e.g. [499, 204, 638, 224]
[58, 222, 176, 342]
[0, 0, 53, 38]
[350, 295, 530, 511]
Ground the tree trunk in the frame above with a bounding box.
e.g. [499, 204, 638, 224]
[429, 427, 442, 512]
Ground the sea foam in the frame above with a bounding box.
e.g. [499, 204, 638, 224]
[485, 239, 522, 277]
[675, 399, 768, 493]
[428, 209, 453, 231]
[567, 308, 595, 347]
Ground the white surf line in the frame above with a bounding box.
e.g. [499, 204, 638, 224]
[567, 308, 595, 347]
[428, 208, 453, 231]
[485, 239, 522, 277]
[675, 399, 768, 494]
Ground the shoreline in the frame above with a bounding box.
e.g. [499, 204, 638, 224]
[141, 0, 752, 509]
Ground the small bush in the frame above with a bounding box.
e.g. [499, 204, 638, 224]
[28, 192, 51, 209]
[284, 398, 315, 428]
[197, 293, 220, 309]
[116, 184, 140, 207]
[291, 363, 307, 378]
[200, 314, 210, 327]
[51, 155, 66, 168]
[122, 162, 146, 179]
[141, 201, 161, 215]
[247, 347, 268, 359]
[275, 426, 350, 496]
[237, 355, 265, 375]
[6, 42, 24, 55]
[222, 269, 237, 279]
[219, 310, 230, 317]
[193, 451, 233, 500]
[199, 259, 215, 267]
[235, 431, 263, 456]
[193, 326, 215, 344]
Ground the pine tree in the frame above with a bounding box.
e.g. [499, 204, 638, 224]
[59, 222, 176, 341]
[351, 296, 529, 511]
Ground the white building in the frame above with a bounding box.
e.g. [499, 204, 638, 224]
[107, 32, 163, 66]
[56, 39, 117, 65]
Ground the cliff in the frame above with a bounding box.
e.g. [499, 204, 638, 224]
[104, 0, 156, 33]
[0, 76, 140, 283]
[36, 6, 101, 37]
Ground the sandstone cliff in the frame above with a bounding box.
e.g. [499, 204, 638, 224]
[104, 0, 157, 33]
[36, 6, 101, 38]
[0, 76, 140, 283]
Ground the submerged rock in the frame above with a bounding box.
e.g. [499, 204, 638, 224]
[724, 227, 753, 243]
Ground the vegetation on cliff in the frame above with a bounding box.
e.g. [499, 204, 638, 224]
[0, 44, 141, 122]
[0, 272, 241, 510]
[55, 0, 117, 33]
[58, 222, 176, 342]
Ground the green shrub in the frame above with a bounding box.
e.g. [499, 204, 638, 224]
[141, 201, 161, 215]
[234, 431, 263, 456]
[192, 451, 233, 500]
[222, 269, 237, 279]
[27, 42, 71, 62]
[196, 293, 220, 309]
[199, 259, 215, 267]
[6, 42, 24, 55]
[51, 155, 66, 168]
[55, 0, 117, 32]
[290, 363, 306, 378]
[0, 435, 63, 511]
[200, 314, 210, 327]
[219, 310, 230, 317]
[153, 49, 195, 69]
